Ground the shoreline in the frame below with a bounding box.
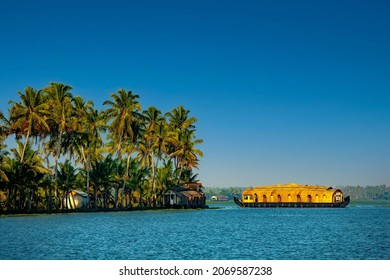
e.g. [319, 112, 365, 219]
[0, 205, 211, 216]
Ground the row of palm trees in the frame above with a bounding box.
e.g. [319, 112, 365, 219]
[0, 82, 203, 212]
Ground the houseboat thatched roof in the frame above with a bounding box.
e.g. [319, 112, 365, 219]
[180, 190, 204, 199]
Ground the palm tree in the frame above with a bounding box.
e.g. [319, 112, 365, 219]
[57, 160, 80, 209]
[103, 89, 142, 157]
[166, 106, 203, 184]
[165, 105, 197, 131]
[0, 148, 8, 181]
[0, 112, 11, 185]
[43, 82, 73, 202]
[103, 89, 142, 208]
[127, 163, 150, 208]
[141, 106, 166, 206]
[0, 110, 12, 141]
[6, 140, 49, 212]
[83, 107, 106, 207]
[59, 97, 106, 208]
[89, 156, 118, 209]
[8, 87, 50, 163]
[155, 159, 176, 205]
[61, 96, 93, 162]
[0, 141, 10, 207]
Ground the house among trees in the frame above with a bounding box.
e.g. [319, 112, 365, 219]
[63, 190, 89, 209]
[164, 182, 207, 208]
[0, 83, 205, 214]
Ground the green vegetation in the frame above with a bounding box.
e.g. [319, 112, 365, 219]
[0, 82, 203, 213]
[204, 187, 244, 200]
[339, 185, 390, 201]
[204, 185, 390, 201]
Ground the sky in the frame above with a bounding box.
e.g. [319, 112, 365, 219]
[0, 0, 389, 187]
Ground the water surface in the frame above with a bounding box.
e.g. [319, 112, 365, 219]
[0, 202, 389, 259]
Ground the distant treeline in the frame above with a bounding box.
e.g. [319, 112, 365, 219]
[338, 185, 389, 201]
[204, 185, 390, 201]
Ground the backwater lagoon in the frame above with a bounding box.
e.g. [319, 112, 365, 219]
[0, 201, 389, 260]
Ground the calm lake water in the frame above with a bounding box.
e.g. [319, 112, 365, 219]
[0, 202, 389, 260]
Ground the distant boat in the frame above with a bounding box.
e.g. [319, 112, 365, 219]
[210, 195, 228, 201]
[234, 183, 350, 208]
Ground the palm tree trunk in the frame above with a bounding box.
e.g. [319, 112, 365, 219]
[52, 130, 63, 203]
[27, 188, 32, 213]
[114, 185, 119, 208]
[120, 153, 131, 207]
[86, 151, 91, 208]
[44, 186, 49, 211]
[20, 129, 30, 163]
[176, 161, 183, 186]
[139, 189, 143, 208]
[6, 185, 12, 211]
[150, 150, 156, 207]
[103, 186, 107, 209]
[94, 187, 98, 209]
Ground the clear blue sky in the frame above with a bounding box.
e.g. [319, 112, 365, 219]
[0, 0, 389, 187]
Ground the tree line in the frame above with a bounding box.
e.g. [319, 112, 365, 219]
[339, 185, 389, 201]
[0, 82, 203, 213]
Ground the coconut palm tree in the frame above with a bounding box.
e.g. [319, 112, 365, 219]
[103, 89, 142, 157]
[8, 87, 50, 163]
[89, 155, 118, 209]
[0, 144, 9, 184]
[43, 82, 73, 203]
[141, 106, 166, 206]
[6, 140, 49, 212]
[0, 110, 12, 141]
[165, 105, 197, 131]
[57, 160, 80, 209]
[165, 106, 203, 184]
[174, 129, 203, 176]
[61, 96, 93, 162]
[103, 89, 142, 208]
[155, 159, 176, 205]
[83, 107, 106, 207]
[0, 141, 10, 211]
[127, 163, 150, 208]
[0, 112, 11, 185]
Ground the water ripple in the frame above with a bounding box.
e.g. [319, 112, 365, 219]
[0, 204, 389, 260]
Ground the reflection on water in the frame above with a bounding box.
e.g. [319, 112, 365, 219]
[0, 202, 389, 260]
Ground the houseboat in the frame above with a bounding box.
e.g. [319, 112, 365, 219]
[234, 183, 350, 208]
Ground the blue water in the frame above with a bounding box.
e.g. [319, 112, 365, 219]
[0, 202, 389, 260]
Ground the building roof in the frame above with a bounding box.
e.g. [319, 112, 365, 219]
[180, 190, 204, 198]
[71, 190, 89, 197]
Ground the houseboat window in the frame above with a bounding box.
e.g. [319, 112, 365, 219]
[277, 195, 281, 203]
[254, 193, 258, 202]
[297, 195, 301, 203]
[315, 194, 319, 202]
[270, 194, 274, 202]
[244, 195, 252, 200]
[171, 194, 175, 199]
[288, 194, 292, 202]
[263, 195, 267, 202]
[307, 195, 312, 203]
[334, 192, 342, 202]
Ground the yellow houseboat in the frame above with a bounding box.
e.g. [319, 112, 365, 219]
[234, 183, 350, 208]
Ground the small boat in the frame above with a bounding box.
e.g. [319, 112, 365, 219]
[234, 183, 350, 208]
